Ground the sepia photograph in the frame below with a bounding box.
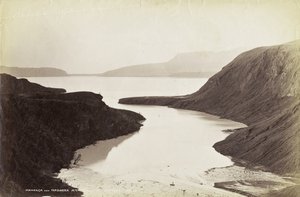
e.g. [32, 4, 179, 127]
[0, 0, 300, 196]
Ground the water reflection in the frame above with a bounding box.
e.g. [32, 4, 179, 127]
[75, 134, 134, 166]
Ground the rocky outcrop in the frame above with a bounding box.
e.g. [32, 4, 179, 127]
[0, 73, 66, 94]
[0, 74, 144, 197]
[119, 40, 300, 175]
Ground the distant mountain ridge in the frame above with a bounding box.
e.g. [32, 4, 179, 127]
[100, 50, 242, 78]
[0, 66, 68, 77]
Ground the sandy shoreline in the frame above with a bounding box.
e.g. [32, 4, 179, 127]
[58, 153, 294, 197]
[59, 167, 244, 197]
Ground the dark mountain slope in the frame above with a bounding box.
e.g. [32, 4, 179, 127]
[0, 74, 144, 197]
[0, 73, 66, 94]
[119, 40, 300, 175]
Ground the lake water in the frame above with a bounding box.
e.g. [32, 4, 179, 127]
[28, 77, 248, 196]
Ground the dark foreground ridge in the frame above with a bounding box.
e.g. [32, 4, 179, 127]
[0, 74, 145, 197]
[120, 40, 300, 176]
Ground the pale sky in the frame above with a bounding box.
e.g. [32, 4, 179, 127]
[1, 0, 300, 74]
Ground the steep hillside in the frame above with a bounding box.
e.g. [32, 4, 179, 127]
[0, 66, 68, 77]
[0, 74, 144, 197]
[101, 50, 240, 77]
[119, 40, 300, 175]
[263, 185, 300, 197]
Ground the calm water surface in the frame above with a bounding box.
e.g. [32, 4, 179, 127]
[27, 77, 246, 196]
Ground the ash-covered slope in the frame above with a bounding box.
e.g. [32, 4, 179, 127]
[120, 40, 300, 175]
[263, 185, 300, 197]
[0, 74, 144, 197]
